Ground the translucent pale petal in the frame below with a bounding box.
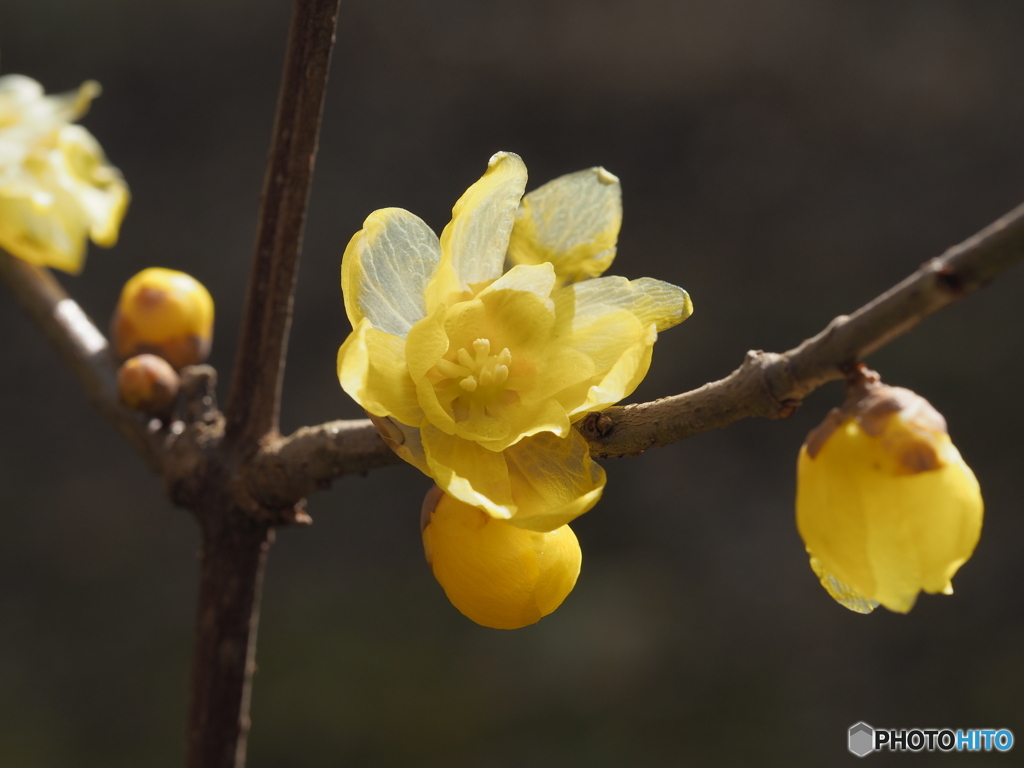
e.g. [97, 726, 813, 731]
[367, 413, 430, 476]
[502, 430, 606, 531]
[486, 398, 572, 453]
[422, 424, 515, 519]
[427, 152, 527, 309]
[0, 190, 87, 272]
[507, 166, 622, 285]
[475, 262, 555, 301]
[337, 318, 423, 427]
[808, 555, 878, 614]
[341, 207, 441, 338]
[560, 275, 693, 334]
[547, 308, 655, 417]
[52, 126, 128, 247]
[0, 76, 127, 273]
[572, 325, 655, 415]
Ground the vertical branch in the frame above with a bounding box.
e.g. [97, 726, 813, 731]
[186, 512, 273, 768]
[223, 0, 342, 450]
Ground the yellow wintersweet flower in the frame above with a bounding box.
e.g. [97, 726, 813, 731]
[421, 486, 581, 629]
[339, 152, 692, 531]
[0, 74, 128, 273]
[796, 369, 983, 614]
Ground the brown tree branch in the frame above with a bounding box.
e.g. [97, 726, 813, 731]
[223, 0, 342, 451]
[0, 249, 166, 470]
[186, 513, 273, 768]
[581, 199, 1024, 457]
[244, 199, 1024, 500]
[250, 419, 402, 507]
[183, 2, 342, 767]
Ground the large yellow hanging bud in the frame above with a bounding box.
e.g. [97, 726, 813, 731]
[111, 267, 214, 369]
[421, 486, 582, 629]
[796, 368, 983, 614]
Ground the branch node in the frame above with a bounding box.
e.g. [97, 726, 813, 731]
[934, 260, 966, 294]
[580, 411, 614, 439]
[181, 365, 220, 425]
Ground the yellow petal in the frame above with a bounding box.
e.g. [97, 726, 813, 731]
[0, 80, 127, 273]
[337, 318, 423, 427]
[0, 190, 88, 273]
[474, 261, 556, 301]
[547, 307, 655, 417]
[426, 152, 527, 310]
[797, 417, 983, 613]
[561, 274, 693, 334]
[0, 76, 99, 128]
[341, 207, 441, 337]
[507, 166, 622, 285]
[53, 125, 128, 247]
[488, 398, 572, 453]
[421, 424, 515, 519]
[468, 278, 555, 359]
[808, 555, 878, 614]
[423, 490, 581, 629]
[503, 429, 606, 531]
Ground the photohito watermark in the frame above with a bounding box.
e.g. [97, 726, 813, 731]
[848, 722, 1014, 757]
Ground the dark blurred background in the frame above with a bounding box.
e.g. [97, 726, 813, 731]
[3, 0, 1024, 765]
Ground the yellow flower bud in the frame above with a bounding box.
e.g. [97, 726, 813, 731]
[796, 369, 983, 613]
[421, 486, 582, 629]
[111, 267, 214, 369]
[117, 353, 180, 418]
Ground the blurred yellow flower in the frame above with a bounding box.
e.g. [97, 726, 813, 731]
[339, 152, 692, 531]
[0, 74, 128, 273]
[796, 371, 983, 614]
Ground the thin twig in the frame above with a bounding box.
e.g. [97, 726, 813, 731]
[0, 249, 166, 470]
[223, 0, 342, 451]
[250, 199, 1024, 496]
[250, 419, 402, 507]
[582, 200, 1024, 457]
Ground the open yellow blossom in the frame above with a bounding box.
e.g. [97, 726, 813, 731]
[796, 370, 983, 614]
[339, 152, 692, 531]
[0, 74, 128, 273]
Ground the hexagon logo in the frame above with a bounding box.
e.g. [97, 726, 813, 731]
[849, 722, 875, 757]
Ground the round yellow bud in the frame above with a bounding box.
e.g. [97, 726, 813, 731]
[117, 353, 180, 418]
[422, 487, 582, 629]
[796, 370, 983, 613]
[111, 267, 214, 369]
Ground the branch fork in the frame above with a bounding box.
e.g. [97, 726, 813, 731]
[2, 0, 1024, 765]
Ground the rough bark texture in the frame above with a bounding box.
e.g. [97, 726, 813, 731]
[0, 249, 164, 469]
[186, 513, 273, 768]
[223, 0, 342, 452]
[2, 8, 1023, 766]
[581, 200, 1024, 458]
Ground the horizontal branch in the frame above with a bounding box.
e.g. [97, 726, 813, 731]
[249, 420, 401, 508]
[0, 249, 166, 470]
[249, 198, 1024, 497]
[582, 199, 1024, 457]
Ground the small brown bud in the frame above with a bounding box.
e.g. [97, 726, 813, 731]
[117, 354, 180, 419]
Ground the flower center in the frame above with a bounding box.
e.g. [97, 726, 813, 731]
[436, 338, 511, 395]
